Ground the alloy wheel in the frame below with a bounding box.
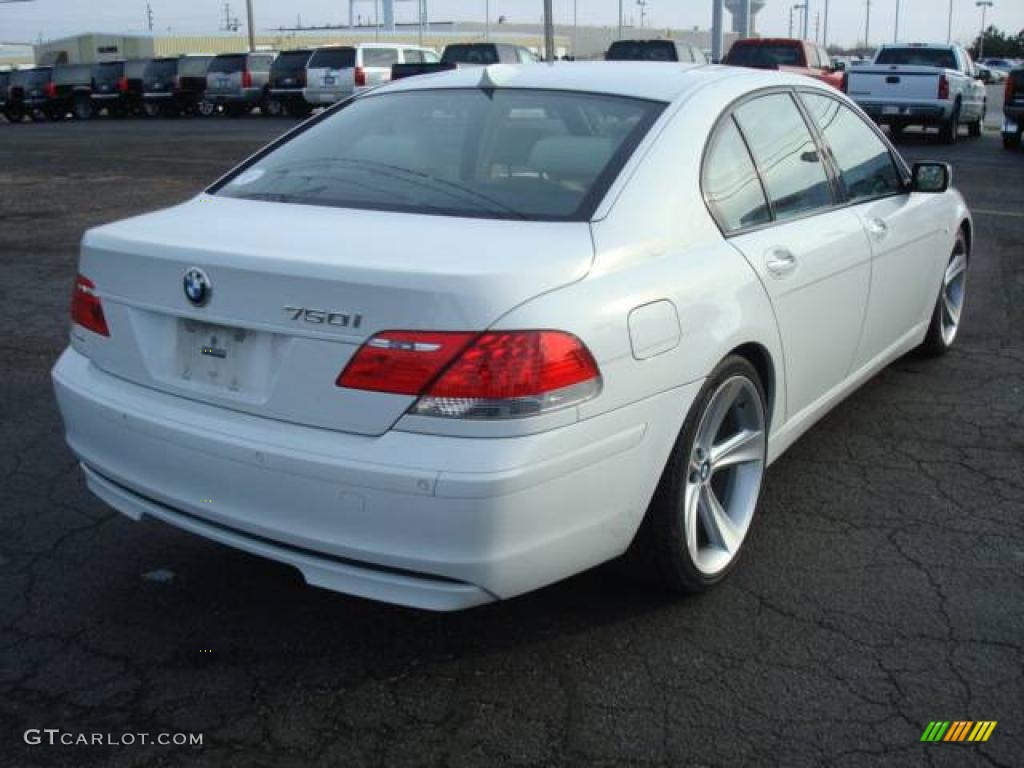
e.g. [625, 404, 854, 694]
[940, 240, 968, 346]
[683, 375, 767, 577]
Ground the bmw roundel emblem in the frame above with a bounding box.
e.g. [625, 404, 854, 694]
[183, 267, 212, 307]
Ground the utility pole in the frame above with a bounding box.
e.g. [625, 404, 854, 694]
[485, 0, 490, 40]
[823, 0, 829, 47]
[864, 0, 871, 48]
[789, 5, 794, 37]
[976, 1, 993, 58]
[543, 0, 555, 61]
[572, 0, 578, 58]
[947, 0, 954, 43]
[637, 0, 647, 28]
[245, 0, 255, 51]
[146, 2, 153, 32]
[894, 0, 901, 42]
[815, 11, 820, 42]
[711, 0, 724, 63]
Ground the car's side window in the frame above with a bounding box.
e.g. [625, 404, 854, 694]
[703, 117, 772, 233]
[800, 92, 904, 202]
[403, 49, 424, 64]
[733, 93, 833, 222]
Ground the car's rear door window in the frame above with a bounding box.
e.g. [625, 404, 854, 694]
[363, 48, 398, 68]
[800, 92, 903, 202]
[308, 48, 356, 69]
[214, 88, 664, 221]
[703, 118, 771, 232]
[733, 93, 833, 221]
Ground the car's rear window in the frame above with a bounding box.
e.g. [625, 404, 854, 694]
[874, 48, 957, 69]
[272, 50, 312, 72]
[209, 54, 246, 74]
[725, 42, 804, 67]
[93, 62, 125, 81]
[145, 59, 178, 79]
[178, 56, 213, 77]
[54, 65, 92, 85]
[214, 88, 664, 221]
[12, 68, 51, 86]
[441, 45, 499, 64]
[606, 41, 678, 62]
[308, 48, 356, 69]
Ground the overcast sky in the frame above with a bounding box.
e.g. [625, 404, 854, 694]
[1, 1, 1021, 49]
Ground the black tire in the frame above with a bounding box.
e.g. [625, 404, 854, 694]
[1004, 132, 1022, 150]
[263, 95, 284, 117]
[938, 106, 960, 145]
[4, 105, 25, 123]
[142, 101, 162, 118]
[628, 355, 768, 593]
[918, 230, 968, 357]
[968, 119, 982, 138]
[196, 99, 216, 117]
[73, 96, 94, 120]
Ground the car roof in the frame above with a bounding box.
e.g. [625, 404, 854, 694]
[879, 42, 957, 49]
[374, 61, 787, 103]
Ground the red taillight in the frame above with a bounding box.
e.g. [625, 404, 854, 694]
[70, 275, 110, 337]
[241, 69, 253, 88]
[938, 74, 949, 100]
[44, 81, 56, 98]
[338, 330, 601, 419]
[354, 66, 366, 87]
[1006, 74, 1016, 103]
[117, 76, 129, 92]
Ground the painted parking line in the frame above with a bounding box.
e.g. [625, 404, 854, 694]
[970, 208, 1024, 218]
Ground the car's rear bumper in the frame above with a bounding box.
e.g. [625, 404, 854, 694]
[53, 347, 696, 610]
[302, 88, 348, 105]
[206, 89, 263, 105]
[857, 101, 950, 123]
[1003, 106, 1024, 134]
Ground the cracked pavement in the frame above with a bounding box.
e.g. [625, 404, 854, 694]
[0, 115, 1021, 767]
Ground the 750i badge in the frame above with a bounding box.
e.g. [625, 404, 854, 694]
[283, 306, 362, 329]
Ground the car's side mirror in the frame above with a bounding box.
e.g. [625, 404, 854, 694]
[911, 162, 952, 193]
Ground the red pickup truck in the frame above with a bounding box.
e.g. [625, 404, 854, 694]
[724, 38, 845, 91]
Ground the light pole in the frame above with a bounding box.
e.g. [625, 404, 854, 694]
[791, 3, 806, 39]
[802, 0, 810, 40]
[618, 0, 623, 40]
[711, 0, 724, 62]
[543, 0, 555, 62]
[947, 0, 954, 43]
[572, 0, 577, 58]
[823, 0, 829, 47]
[864, 0, 871, 48]
[894, 0, 901, 42]
[245, 0, 255, 52]
[485, 0, 489, 40]
[976, 1, 993, 59]
[637, 0, 647, 28]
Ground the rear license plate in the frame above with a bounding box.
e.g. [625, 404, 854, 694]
[177, 320, 265, 392]
[882, 106, 900, 116]
[218, 77, 230, 88]
[323, 75, 336, 85]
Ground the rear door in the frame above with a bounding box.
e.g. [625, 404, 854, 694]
[708, 92, 872, 419]
[361, 47, 398, 86]
[306, 47, 355, 101]
[93, 61, 125, 96]
[206, 54, 245, 97]
[799, 91, 946, 365]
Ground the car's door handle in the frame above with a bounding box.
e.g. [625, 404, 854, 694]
[765, 248, 798, 277]
[866, 217, 889, 240]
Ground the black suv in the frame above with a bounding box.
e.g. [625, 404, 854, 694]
[0, 70, 9, 120]
[92, 59, 148, 116]
[142, 55, 215, 116]
[52, 63, 95, 119]
[606, 39, 708, 63]
[266, 49, 314, 117]
[1003, 68, 1024, 150]
[5, 67, 54, 122]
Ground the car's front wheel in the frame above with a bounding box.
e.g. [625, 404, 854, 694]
[637, 355, 768, 592]
[919, 231, 968, 356]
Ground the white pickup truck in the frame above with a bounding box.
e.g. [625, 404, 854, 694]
[845, 43, 986, 144]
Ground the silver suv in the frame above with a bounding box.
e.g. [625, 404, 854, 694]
[303, 44, 438, 107]
[205, 52, 276, 116]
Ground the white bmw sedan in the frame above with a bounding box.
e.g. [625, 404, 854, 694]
[53, 63, 970, 610]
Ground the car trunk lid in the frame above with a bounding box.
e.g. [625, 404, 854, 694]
[76, 196, 594, 436]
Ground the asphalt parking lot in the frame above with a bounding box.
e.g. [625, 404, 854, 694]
[1, 106, 1022, 767]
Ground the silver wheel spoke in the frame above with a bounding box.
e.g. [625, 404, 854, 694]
[699, 378, 741, 447]
[942, 290, 961, 326]
[699, 486, 740, 554]
[683, 479, 701, 561]
[945, 252, 967, 287]
[710, 428, 764, 472]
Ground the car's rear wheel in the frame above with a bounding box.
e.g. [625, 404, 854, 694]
[263, 95, 284, 117]
[142, 101, 162, 118]
[939, 106, 960, 144]
[919, 231, 968, 356]
[73, 96, 94, 120]
[196, 99, 216, 117]
[635, 355, 768, 592]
